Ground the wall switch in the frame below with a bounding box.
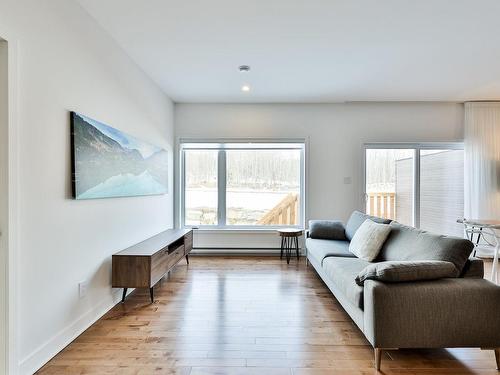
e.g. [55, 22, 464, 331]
[343, 177, 352, 185]
[79, 280, 88, 298]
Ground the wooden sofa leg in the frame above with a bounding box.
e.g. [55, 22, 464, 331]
[374, 348, 382, 371]
[495, 348, 499, 370]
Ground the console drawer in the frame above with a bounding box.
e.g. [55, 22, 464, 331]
[150, 247, 169, 286]
[168, 245, 185, 268]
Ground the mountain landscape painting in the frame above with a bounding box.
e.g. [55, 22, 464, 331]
[71, 112, 168, 199]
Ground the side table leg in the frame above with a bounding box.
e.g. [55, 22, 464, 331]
[150, 287, 154, 303]
[121, 288, 127, 303]
[295, 236, 299, 260]
[286, 237, 291, 264]
[280, 236, 284, 259]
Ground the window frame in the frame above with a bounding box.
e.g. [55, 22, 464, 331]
[180, 139, 306, 230]
[362, 142, 464, 228]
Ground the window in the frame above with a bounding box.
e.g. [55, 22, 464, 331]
[364, 143, 464, 236]
[181, 141, 305, 228]
[184, 150, 218, 225]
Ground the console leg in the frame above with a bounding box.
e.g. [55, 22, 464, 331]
[186, 254, 189, 265]
[374, 348, 382, 371]
[121, 288, 127, 303]
[149, 287, 154, 303]
[495, 348, 499, 370]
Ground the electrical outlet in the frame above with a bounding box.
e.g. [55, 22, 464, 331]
[79, 280, 88, 298]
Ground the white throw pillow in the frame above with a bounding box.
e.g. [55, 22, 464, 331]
[349, 219, 391, 261]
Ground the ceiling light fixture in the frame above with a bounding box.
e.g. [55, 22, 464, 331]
[239, 65, 250, 72]
[241, 85, 250, 92]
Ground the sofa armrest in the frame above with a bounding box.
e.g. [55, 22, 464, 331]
[363, 278, 500, 349]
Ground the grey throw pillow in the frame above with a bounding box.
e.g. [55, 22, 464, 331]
[355, 260, 457, 286]
[308, 220, 347, 240]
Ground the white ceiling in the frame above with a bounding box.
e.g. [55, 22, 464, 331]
[78, 0, 500, 103]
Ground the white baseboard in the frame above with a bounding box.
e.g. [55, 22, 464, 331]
[18, 288, 130, 375]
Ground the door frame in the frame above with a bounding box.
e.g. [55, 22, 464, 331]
[362, 142, 464, 228]
[0, 31, 20, 375]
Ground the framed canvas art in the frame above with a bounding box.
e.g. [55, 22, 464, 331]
[70, 112, 168, 199]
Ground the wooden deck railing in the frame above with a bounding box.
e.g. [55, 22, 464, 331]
[366, 192, 396, 220]
[256, 191, 394, 225]
[257, 193, 299, 225]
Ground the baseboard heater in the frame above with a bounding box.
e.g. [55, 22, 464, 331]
[191, 247, 305, 256]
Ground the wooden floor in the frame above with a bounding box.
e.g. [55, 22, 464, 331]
[38, 257, 498, 375]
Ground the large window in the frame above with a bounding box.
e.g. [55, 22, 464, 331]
[364, 143, 464, 236]
[181, 142, 305, 228]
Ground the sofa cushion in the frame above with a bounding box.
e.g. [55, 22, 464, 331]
[349, 219, 392, 261]
[345, 211, 392, 241]
[322, 257, 370, 309]
[306, 238, 354, 266]
[355, 260, 457, 286]
[309, 220, 347, 240]
[377, 221, 474, 276]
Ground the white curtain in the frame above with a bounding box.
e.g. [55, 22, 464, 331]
[464, 102, 500, 220]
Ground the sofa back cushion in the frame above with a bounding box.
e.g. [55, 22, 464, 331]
[345, 211, 392, 241]
[460, 257, 484, 278]
[377, 221, 474, 276]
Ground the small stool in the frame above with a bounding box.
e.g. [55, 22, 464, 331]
[277, 228, 303, 264]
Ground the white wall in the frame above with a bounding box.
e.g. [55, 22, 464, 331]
[174, 103, 464, 249]
[0, 39, 8, 375]
[0, 2, 175, 374]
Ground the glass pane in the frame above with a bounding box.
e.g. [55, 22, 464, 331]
[420, 149, 464, 236]
[226, 149, 301, 226]
[365, 149, 414, 225]
[184, 150, 218, 225]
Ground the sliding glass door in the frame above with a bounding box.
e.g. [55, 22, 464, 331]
[364, 144, 464, 236]
[419, 149, 464, 236]
[365, 148, 414, 225]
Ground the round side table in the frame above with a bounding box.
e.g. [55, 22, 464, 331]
[277, 228, 303, 264]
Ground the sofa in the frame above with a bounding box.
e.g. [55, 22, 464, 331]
[306, 210, 500, 370]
